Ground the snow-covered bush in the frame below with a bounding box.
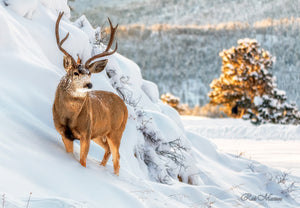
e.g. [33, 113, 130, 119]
[161, 93, 227, 117]
[244, 89, 300, 125]
[160, 92, 189, 114]
[161, 93, 180, 108]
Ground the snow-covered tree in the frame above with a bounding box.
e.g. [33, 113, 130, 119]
[208, 38, 275, 117]
[161, 93, 180, 108]
[208, 38, 300, 124]
[244, 89, 300, 125]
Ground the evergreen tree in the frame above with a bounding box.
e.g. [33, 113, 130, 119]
[244, 89, 300, 125]
[209, 38, 300, 124]
[208, 38, 275, 117]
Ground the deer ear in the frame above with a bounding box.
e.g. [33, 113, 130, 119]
[63, 56, 75, 71]
[87, 59, 108, 73]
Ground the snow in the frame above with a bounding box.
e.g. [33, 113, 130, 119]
[214, 139, 300, 177]
[39, 0, 70, 18]
[141, 79, 159, 103]
[4, 0, 38, 19]
[73, 15, 98, 44]
[276, 89, 286, 97]
[254, 96, 263, 106]
[181, 116, 300, 140]
[182, 116, 300, 203]
[0, 1, 299, 208]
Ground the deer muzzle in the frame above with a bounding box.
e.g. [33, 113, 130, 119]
[85, 83, 93, 89]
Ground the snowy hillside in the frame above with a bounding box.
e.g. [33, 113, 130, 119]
[70, 0, 300, 107]
[0, 1, 299, 208]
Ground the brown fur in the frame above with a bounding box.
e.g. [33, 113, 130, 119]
[53, 12, 127, 175]
[53, 77, 128, 175]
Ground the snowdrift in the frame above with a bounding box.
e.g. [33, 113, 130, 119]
[0, 1, 299, 207]
[183, 117, 300, 140]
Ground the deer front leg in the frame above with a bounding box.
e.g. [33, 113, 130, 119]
[62, 136, 73, 153]
[62, 126, 83, 153]
[54, 122, 74, 153]
[80, 138, 91, 167]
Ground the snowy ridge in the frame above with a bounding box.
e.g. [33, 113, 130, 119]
[0, 1, 299, 208]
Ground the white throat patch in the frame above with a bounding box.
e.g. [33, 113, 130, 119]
[72, 88, 92, 97]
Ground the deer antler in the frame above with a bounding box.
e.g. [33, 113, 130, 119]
[84, 18, 118, 68]
[55, 12, 77, 67]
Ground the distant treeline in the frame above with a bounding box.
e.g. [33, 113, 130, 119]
[113, 18, 300, 106]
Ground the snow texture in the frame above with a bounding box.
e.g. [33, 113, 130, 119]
[254, 96, 263, 106]
[3, 0, 38, 19]
[0, 1, 299, 207]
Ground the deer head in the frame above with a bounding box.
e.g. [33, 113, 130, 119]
[55, 12, 118, 96]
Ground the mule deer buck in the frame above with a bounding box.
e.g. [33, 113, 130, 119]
[52, 12, 128, 175]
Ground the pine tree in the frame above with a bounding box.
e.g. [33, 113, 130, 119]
[244, 89, 300, 125]
[208, 38, 300, 124]
[208, 38, 275, 117]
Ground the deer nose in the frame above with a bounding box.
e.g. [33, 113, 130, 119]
[86, 83, 93, 89]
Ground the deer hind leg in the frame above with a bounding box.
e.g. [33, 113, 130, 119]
[107, 133, 121, 175]
[93, 137, 111, 167]
[62, 136, 73, 153]
[101, 149, 111, 167]
[80, 139, 91, 167]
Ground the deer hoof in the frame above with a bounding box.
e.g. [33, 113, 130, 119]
[80, 160, 86, 167]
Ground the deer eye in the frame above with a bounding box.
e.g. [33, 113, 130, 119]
[74, 72, 79, 76]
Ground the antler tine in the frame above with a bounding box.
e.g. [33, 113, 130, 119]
[55, 12, 77, 66]
[105, 17, 118, 52]
[85, 18, 118, 68]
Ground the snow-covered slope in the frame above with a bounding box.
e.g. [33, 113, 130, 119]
[182, 116, 300, 202]
[0, 1, 299, 207]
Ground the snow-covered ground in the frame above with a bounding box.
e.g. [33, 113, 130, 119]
[0, 1, 299, 208]
[182, 116, 300, 177]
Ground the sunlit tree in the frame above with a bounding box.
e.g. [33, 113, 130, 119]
[209, 38, 300, 124]
[208, 38, 274, 117]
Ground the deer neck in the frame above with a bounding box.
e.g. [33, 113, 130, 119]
[62, 93, 87, 112]
[57, 77, 89, 120]
[59, 75, 89, 98]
